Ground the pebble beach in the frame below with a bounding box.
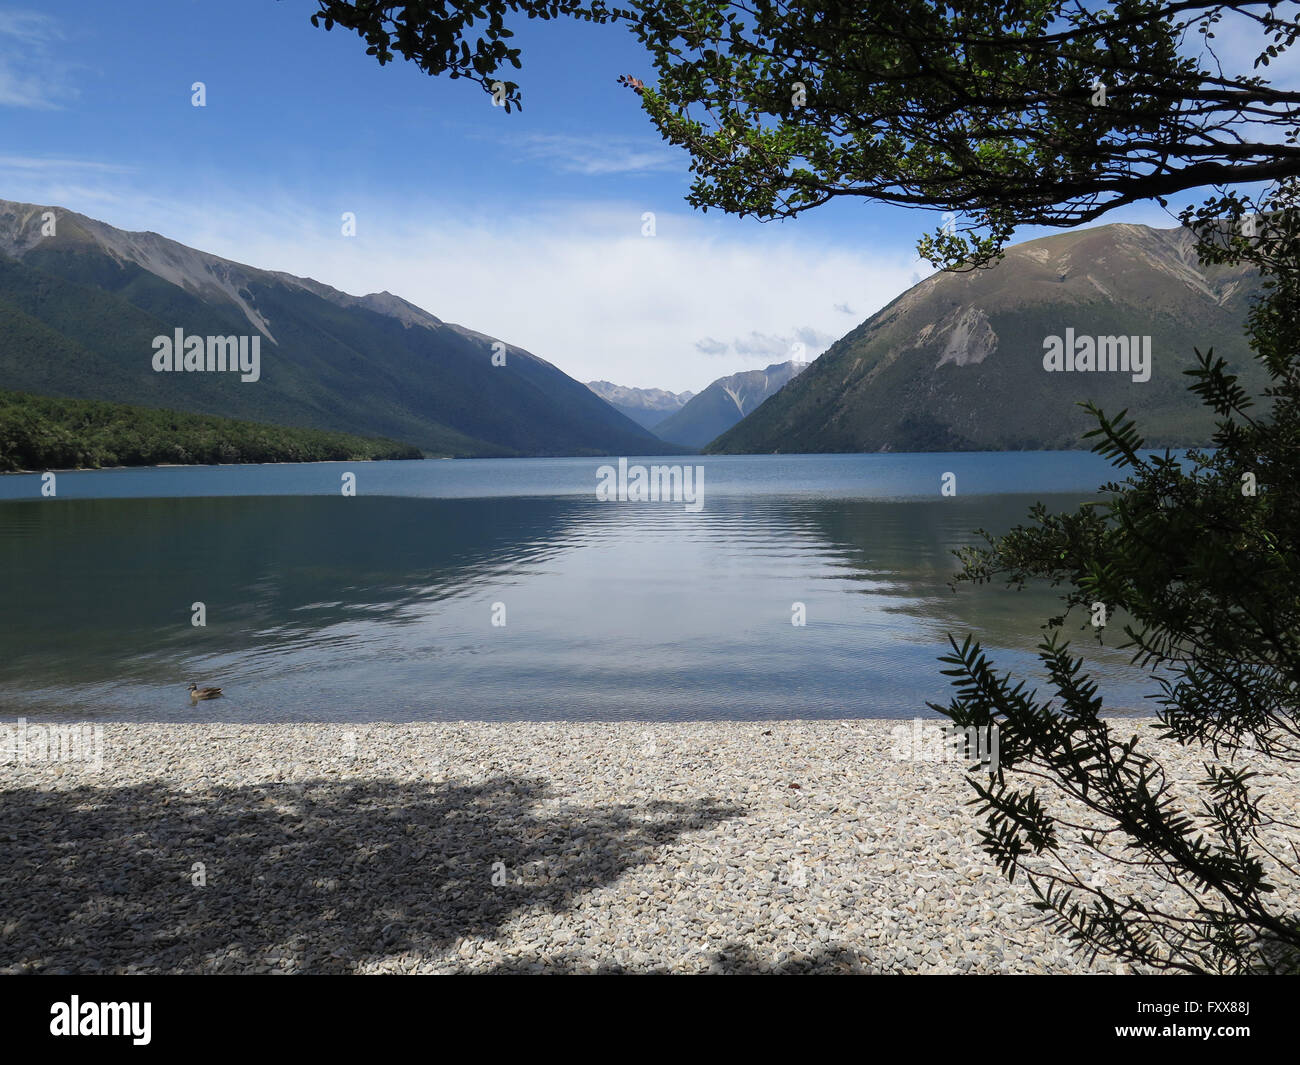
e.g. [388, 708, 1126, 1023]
[3, 720, 1296, 974]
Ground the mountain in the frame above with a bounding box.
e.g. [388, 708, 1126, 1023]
[707, 224, 1263, 454]
[0, 199, 668, 457]
[585, 380, 694, 431]
[655, 360, 809, 448]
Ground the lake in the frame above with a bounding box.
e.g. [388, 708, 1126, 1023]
[0, 451, 1157, 722]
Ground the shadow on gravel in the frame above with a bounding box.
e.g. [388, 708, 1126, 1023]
[482, 945, 873, 974]
[0, 776, 745, 974]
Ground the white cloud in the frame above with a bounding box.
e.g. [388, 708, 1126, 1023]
[793, 325, 837, 348]
[695, 336, 730, 356]
[733, 331, 794, 358]
[696, 324, 841, 363]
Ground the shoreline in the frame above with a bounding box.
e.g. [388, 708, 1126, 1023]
[0, 456, 433, 476]
[4, 720, 1291, 974]
[0, 445, 1194, 478]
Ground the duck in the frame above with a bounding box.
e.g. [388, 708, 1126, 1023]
[188, 682, 223, 701]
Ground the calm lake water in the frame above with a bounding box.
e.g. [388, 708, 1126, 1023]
[0, 452, 1158, 722]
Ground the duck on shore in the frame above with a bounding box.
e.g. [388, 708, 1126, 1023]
[188, 683, 223, 701]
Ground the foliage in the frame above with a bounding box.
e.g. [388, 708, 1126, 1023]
[0, 390, 422, 472]
[306, 1, 1300, 267]
[931, 183, 1300, 972]
[623, 0, 1300, 267]
[307, 0, 626, 112]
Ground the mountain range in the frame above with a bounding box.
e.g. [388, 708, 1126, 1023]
[586, 360, 808, 448]
[651, 360, 808, 448]
[708, 224, 1263, 453]
[0, 199, 669, 458]
[584, 380, 693, 431]
[1, 203, 1264, 462]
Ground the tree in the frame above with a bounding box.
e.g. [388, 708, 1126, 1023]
[305, 1, 1300, 265]
[930, 182, 1300, 971]
[305, 0, 623, 113]
[310, 0, 1300, 971]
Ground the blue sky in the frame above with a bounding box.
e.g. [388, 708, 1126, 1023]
[0, 1, 1285, 392]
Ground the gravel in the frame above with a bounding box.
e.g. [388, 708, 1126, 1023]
[2, 720, 1295, 974]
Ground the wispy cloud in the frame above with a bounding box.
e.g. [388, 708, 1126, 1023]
[793, 325, 837, 347]
[0, 156, 139, 214]
[0, 155, 133, 174]
[516, 133, 681, 176]
[0, 10, 58, 45]
[0, 10, 77, 109]
[706, 326, 839, 361]
[734, 332, 799, 359]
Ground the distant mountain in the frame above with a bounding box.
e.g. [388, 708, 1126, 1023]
[708, 224, 1263, 454]
[585, 380, 694, 431]
[655, 361, 809, 448]
[0, 199, 667, 457]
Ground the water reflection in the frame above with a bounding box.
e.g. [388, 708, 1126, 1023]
[0, 488, 1153, 721]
